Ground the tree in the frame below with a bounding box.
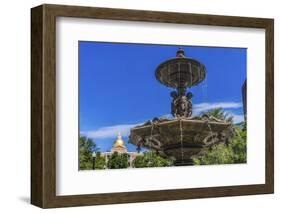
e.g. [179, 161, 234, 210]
[107, 152, 130, 169]
[79, 136, 97, 170]
[202, 107, 233, 123]
[94, 152, 106, 170]
[193, 143, 234, 165]
[133, 151, 174, 168]
[193, 108, 246, 165]
[193, 123, 247, 165]
[229, 125, 247, 163]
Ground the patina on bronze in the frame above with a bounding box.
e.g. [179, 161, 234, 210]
[129, 48, 232, 165]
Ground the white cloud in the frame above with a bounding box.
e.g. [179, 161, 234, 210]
[232, 114, 244, 123]
[226, 112, 245, 123]
[82, 102, 244, 139]
[159, 102, 243, 118]
[81, 123, 142, 139]
[193, 102, 243, 115]
[193, 102, 244, 123]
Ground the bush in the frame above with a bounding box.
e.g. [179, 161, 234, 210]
[107, 152, 130, 169]
[94, 152, 106, 170]
[133, 151, 174, 168]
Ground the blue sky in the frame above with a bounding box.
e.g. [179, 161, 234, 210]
[79, 41, 246, 152]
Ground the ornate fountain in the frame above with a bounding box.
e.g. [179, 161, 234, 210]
[129, 48, 233, 165]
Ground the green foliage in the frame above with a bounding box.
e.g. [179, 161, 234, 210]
[79, 136, 97, 170]
[193, 124, 247, 165]
[107, 152, 130, 169]
[94, 152, 106, 170]
[133, 151, 174, 168]
[229, 126, 247, 163]
[193, 108, 246, 165]
[193, 143, 234, 165]
[202, 107, 233, 123]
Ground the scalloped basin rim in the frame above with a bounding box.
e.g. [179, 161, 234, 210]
[130, 118, 231, 131]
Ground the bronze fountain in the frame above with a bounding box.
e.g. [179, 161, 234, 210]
[129, 48, 233, 165]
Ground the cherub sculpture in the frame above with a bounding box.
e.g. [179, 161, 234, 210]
[171, 91, 193, 118]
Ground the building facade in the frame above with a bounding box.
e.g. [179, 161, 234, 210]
[101, 133, 143, 168]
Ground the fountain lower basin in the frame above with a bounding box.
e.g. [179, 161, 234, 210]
[129, 117, 233, 165]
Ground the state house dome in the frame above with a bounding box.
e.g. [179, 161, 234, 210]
[113, 132, 126, 148]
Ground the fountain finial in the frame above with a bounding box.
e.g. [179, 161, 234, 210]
[176, 47, 185, 58]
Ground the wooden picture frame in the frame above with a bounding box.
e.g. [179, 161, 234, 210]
[31, 4, 274, 208]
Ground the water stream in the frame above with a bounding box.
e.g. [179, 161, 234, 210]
[179, 119, 184, 164]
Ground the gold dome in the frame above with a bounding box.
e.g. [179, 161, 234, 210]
[113, 132, 126, 148]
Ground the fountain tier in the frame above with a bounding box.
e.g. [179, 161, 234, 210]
[155, 48, 206, 90]
[129, 118, 233, 165]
